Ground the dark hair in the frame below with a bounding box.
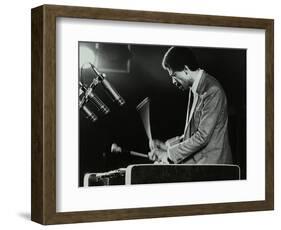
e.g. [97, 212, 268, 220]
[162, 46, 199, 71]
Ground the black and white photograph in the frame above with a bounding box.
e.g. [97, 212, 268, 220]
[28, 3, 274, 225]
[78, 42, 246, 187]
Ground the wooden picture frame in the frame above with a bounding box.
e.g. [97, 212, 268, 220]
[31, 4, 274, 225]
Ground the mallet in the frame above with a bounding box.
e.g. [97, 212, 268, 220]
[111, 143, 149, 159]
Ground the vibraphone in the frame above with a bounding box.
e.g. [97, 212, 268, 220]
[84, 168, 126, 186]
[84, 164, 241, 186]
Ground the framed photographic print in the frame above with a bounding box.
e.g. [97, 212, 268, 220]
[31, 4, 274, 225]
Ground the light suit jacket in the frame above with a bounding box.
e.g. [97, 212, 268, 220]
[168, 71, 233, 164]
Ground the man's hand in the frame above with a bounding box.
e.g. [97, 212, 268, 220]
[148, 148, 169, 164]
[149, 139, 167, 151]
[165, 136, 183, 148]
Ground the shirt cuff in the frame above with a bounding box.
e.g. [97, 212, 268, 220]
[167, 143, 180, 164]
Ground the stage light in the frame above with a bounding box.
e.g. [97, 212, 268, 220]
[79, 45, 96, 68]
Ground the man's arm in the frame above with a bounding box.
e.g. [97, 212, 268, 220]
[168, 88, 226, 163]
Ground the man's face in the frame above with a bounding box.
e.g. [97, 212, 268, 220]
[167, 67, 192, 91]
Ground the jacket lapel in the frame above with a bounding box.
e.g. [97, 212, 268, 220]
[188, 93, 198, 123]
[183, 71, 207, 138]
[188, 71, 206, 122]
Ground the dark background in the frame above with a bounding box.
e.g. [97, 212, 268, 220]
[78, 42, 246, 186]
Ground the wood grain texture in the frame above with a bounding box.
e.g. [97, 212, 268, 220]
[265, 20, 274, 210]
[31, 4, 274, 225]
[31, 6, 44, 224]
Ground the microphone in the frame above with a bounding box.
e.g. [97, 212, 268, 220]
[81, 105, 98, 122]
[90, 63, 125, 106]
[79, 82, 110, 115]
[88, 91, 110, 115]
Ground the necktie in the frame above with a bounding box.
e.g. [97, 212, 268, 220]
[188, 90, 194, 121]
[183, 90, 194, 139]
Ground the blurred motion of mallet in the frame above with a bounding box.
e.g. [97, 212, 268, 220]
[136, 97, 153, 146]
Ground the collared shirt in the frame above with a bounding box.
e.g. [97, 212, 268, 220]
[190, 69, 203, 94]
[188, 69, 203, 120]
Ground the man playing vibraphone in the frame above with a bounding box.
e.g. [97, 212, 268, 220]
[149, 47, 233, 165]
